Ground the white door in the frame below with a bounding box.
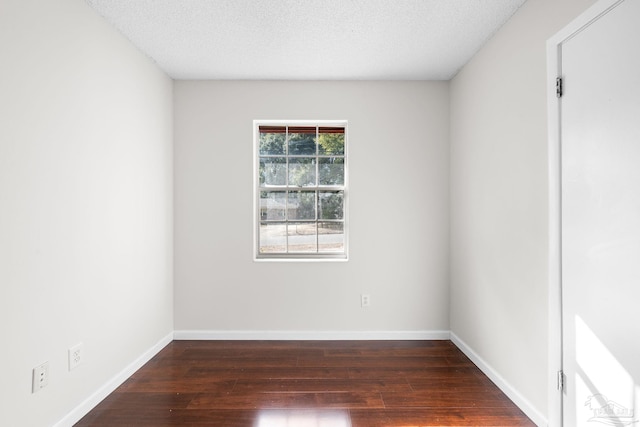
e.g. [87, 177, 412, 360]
[560, 0, 640, 425]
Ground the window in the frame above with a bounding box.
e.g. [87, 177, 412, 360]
[254, 121, 348, 260]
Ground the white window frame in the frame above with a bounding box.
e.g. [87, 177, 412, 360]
[253, 120, 349, 261]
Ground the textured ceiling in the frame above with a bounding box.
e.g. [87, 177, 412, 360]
[87, 0, 527, 80]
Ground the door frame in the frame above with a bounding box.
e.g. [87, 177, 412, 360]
[547, 1, 626, 425]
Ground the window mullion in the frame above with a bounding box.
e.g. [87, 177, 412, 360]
[285, 125, 290, 253]
[315, 126, 319, 253]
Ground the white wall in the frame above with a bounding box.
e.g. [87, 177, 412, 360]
[0, 0, 174, 426]
[174, 81, 449, 336]
[449, 0, 597, 422]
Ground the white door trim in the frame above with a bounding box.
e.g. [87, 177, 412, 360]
[546, 1, 625, 425]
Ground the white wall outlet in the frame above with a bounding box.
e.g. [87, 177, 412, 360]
[32, 361, 49, 393]
[361, 294, 371, 307]
[68, 343, 83, 371]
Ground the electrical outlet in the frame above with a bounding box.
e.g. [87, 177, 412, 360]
[361, 294, 371, 307]
[32, 361, 49, 393]
[69, 343, 83, 371]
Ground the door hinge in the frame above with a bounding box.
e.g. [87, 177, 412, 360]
[557, 370, 565, 391]
[556, 77, 563, 98]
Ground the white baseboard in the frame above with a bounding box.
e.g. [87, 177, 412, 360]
[450, 332, 547, 427]
[173, 329, 451, 341]
[53, 332, 173, 427]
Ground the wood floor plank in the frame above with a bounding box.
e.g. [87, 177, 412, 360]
[75, 392, 198, 426]
[185, 366, 352, 380]
[187, 390, 385, 409]
[297, 354, 453, 368]
[74, 340, 534, 426]
[179, 352, 299, 368]
[232, 377, 412, 393]
[381, 389, 518, 408]
[350, 407, 536, 427]
[407, 369, 498, 392]
[120, 377, 237, 393]
[323, 340, 460, 357]
[348, 366, 481, 380]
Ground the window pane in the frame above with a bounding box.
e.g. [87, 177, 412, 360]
[318, 191, 344, 219]
[259, 127, 286, 155]
[288, 127, 316, 155]
[260, 191, 286, 220]
[319, 157, 344, 185]
[288, 222, 317, 253]
[259, 223, 286, 253]
[259, 157, 286, 186]
[319, 222, 344, 252]
[287, 191, 316, 220]
[318, 127, 344, 155]
[289, 158, 316, 187]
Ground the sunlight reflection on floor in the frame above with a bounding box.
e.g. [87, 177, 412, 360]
[254, 409, 351, 427]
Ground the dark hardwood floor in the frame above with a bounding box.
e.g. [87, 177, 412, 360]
[75, 340, 535, 426]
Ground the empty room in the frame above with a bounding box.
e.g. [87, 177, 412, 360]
[3, 0, 639, 426]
